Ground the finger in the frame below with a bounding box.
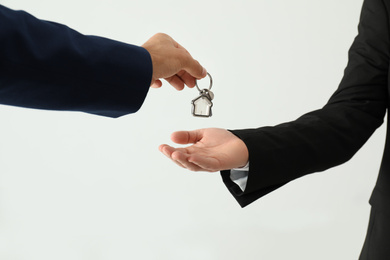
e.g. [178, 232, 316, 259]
[158, 144, 169, 153]
[173, 42, 206, 79]
[171, 149, 189, 161]
[171, 130, 203, 144]
[171, 158, 187, 169]
[160, 143, 208, 172]
[177, 70, 196, 88]
[172, 151, 205, 172]
[182, 57, 207, 80]
[177, 160, 205, 172]
[150, 79, 162, 88]
[159, 145, 189, 169]
[158, 144, 173, 153]
[159, 145, 178, 158]
[188, 154, 221, 172]
[165, 75, 185, 90]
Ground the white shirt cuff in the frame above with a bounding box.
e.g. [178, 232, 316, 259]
[230, 162, 249, 191]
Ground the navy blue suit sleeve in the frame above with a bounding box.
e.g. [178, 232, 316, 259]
[0, 5, 152, 117]
[221, 0, 389, 207]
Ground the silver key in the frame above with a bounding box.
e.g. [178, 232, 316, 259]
[192, 73, 213, 117]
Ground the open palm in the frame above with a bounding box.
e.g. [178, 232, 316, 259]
[159, 128, 249, 172]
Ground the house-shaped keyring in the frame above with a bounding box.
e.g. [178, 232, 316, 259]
[192, 93, 213, 117]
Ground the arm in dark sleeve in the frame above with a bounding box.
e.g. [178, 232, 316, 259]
[221, 0, 389, 207]
[0, 5, 152, 118]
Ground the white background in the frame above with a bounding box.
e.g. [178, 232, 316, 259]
[0, 0, 385, 259]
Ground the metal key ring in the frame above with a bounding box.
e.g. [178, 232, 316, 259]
[195, 72, 213, 92]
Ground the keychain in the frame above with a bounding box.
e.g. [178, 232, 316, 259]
[191, 73, 214, 117]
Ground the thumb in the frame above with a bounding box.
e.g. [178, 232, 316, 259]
[171, 130, 203, 144]
[182, 56, 207, 79]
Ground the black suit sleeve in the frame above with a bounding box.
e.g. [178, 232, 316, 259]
[221, 0, 389, 207]
[0, 5, 152, 118]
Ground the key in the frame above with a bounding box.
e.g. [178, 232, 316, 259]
[192, 89, 213, 117]
[192, 73, 214, 117]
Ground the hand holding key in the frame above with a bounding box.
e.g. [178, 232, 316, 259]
[142, 33, 207, 90]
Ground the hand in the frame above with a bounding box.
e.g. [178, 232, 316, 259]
[159, 128, 249, 172]
[142, 33, 207, 90]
